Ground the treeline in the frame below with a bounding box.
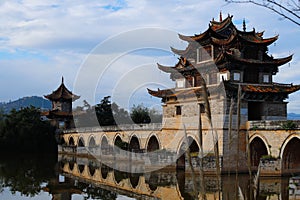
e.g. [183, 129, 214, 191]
[74, 96, 162, 127]
[0, 106, 56, 153]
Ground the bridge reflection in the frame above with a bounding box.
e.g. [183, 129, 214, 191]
[52, 154, 299, 200]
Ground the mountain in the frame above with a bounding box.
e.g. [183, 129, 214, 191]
[0, 96, 51, 113]
[287, 113, 300, 120]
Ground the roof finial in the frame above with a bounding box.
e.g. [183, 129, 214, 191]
[243, 18, 246, 32]
[219, 11, 223, 22]
[62, 76, 64, 84]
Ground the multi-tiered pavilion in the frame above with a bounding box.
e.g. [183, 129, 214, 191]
[148, 13, 300, 172]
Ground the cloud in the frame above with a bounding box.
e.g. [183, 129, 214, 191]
[0, 0, 299, 114]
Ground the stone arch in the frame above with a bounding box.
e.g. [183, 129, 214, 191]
[176, 136, 200, 170]
[249, 136, 269, 167]
[176, 135, 200, 154]
[69, 162, 74, 171]
[146, 135, 160, 152]
[129, 135, 141, 152]
[249, 134, 271, 154]
[100, 164, 109, 180]
[78, 164, 85, 174]
[146, 173, 158, 191]
[88, 135, 96, 147]
[88, 164, 96, 177]
[280, 135, 300, 171]
[113, 169, 127, 184]
[78, 137, 85, 147]
[100, 135, 110, 155]
[114, 134, 127, 151]
[129, 173, 141, 189]
[69, 136, 75, 146]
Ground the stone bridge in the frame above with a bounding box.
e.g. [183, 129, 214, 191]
[60, 120, 300, 175]
[247, 120, 300, 175]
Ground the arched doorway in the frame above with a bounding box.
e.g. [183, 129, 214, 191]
[147, 136, 160, 152]
[101, 136, 110, 155]
[282, 137, 300, 171]
[129, 136, 140, 152]
[69, 137, 75, 146]
[176, 136, 200, 170]
[250, 137, 268, 167]
[78, 137, 85, 147]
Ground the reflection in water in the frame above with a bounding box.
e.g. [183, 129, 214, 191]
[0, 154, 299, 199]
[0, 154, 56, 197]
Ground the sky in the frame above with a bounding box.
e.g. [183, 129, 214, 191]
[0, 0, 300, 113]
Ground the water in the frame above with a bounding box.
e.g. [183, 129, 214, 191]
[0, 154, 299, 199]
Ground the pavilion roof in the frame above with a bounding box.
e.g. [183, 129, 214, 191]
[224, 82, 300, 94]
[44, 77, 80, 101]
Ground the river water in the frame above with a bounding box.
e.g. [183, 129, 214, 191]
[0, 154, 299, 200]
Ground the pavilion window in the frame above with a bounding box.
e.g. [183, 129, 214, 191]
[176, 106, 182, 115]
[199, 104, 205, 113]
[176, 78, 185, 88]
[197, 45, 213, 63]
[208, 73, 217, 85]
[220, 72, 228, 82]
[186, 76, 194, 87]
[233, 72, 241, 81]
[263, 74, 270, 83]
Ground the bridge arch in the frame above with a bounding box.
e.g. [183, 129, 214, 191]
[68, 162, 74, 171]
[88, 135, 96, 147]
[146, 135, 160, 152]
[78, 137, 85, 147]
[129, 173, 141, 189]
[100, 164, 109, 180]
[129, 135, 141, 152]
[176, 135, 200, 170]
[249, 136, 269, 167]
[78, 164, 85, 174]
[68, 136, 75, 146]
[176, 135, 200, 155]
[114, 134, 128, 151]
[100, 135, 110, 155]
[280, 135, 300, 171]
[88, 164, 96, 177]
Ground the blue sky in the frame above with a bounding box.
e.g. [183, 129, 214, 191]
[0, 0, 300, 112]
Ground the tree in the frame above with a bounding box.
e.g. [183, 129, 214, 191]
[225, 0, 300, 26]
[95, 96, 116, 126]
[0, 106, 56, 153]
[130, 104, 151, 124]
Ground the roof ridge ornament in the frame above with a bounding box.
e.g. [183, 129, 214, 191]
[243, 18, 246, 32]
[219, 11, 222, 22]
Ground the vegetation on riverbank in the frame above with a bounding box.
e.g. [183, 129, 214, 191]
[0, 106, 56, 153]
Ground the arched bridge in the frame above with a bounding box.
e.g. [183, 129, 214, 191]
[60, 120, 300, 175]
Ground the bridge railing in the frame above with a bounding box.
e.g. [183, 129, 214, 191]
[63, 123, 163, 133]
[247, 120, 300, 130]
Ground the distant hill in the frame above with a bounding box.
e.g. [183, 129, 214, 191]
[287, 113, 300, 120]
[0, 96, 51, 113]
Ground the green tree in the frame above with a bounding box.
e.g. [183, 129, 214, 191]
[130, 104, 151, 124]
[0, 106, 56, 153]
[95, 96, 116, 126]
